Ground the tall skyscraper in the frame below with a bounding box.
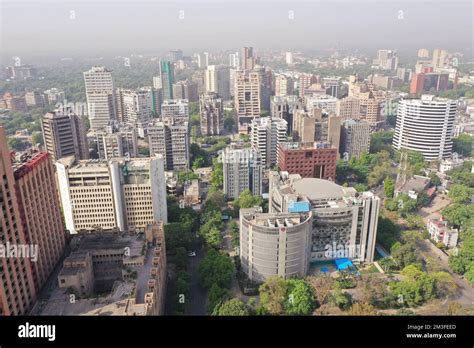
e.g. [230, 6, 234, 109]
[340, 119, 371, 159]
[229, 52, 240, 68]
[172, 80, 198, 102]
[0, 128, 36, 315]
[250, 117, 288, 168]
[432, 49, 448, 69]
[274, 75, 294, 97]
[234, 70, 261, 131]
[241, 47, 255, 70]
[271, 96, 303, 135]
[115, 88, 153, 125]
[56, 155, 168, 233]
[285, 52, 293, 65]
[13, 151, 66, 294]
[96, 125, 138, 159]
[160, 99, 189, 121]
[200, 92, 223, 136]
[393, 95, 457, 161]
[147, 119, 189, 171]
[83, 66, 116, 130]
[373, 49, 399, 70]
[159, 61, 175, 100]
[41, 110, 89, 162]
[205, 65, 231, 101]
[222, 146, 262, 199]
[254, 65, 273, 111]
[418, 48, 430, 58]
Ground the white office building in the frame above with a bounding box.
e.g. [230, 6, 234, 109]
[250, 117, 288, 168]
[56, 155, 168, 233]
[83, 66, 116, 130]
[393, 95, 457, 161]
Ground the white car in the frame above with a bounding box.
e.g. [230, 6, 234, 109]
[188, 251, 196, 257]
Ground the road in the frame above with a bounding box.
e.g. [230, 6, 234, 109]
[416, 239, 474, 307]
[187, 248, 208, 315]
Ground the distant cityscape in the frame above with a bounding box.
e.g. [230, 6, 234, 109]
[1, 40, 474, 318]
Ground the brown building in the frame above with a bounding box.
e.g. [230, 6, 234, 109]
[0, 128, 37, 315]
[13, 151, 66, 293]
[278, 142, 337, 180]
[410, 72, 449, 95]
[41, 110, 89, 162]
[1, 93, 28, 112]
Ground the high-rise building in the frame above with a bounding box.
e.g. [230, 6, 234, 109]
[270, 96, 303, 135]
[254, 65, 273, 111]
[250, 117, 288, 168]
[56, 155, 168, 234]
[147, 119, 189, 171]
[393, 95, 457, 161]
[373, 49, 399, 70]
[269, 171, 380, 264]
[410, 72, 449, 95]
[172, 80, 198, 102]
[115, 87, 153, 125]
[168, 50, 183, 62]
[200, 92, 223, 136]
[418, 48, 430, 58]
[0, 128, 37, 315]
[306, 94, 338, 115]
[222, 146, 262, 199]
[83, 66, 116, 130]
[432, 49, 448, 69]
[240, 207, 312, 282]
[160, 99, 189, 121]
[25, 90, 47, 108]
[340, 119, 371, 159]
[285, 52, 293, 65]
[241, 47, 255, 70]
[41, 110, 89, 162]
[13, 151, 66, 294]
[336, 97, 361, 120]
[96, 125, 138, 159]
[159, 61, 174, 100]
[322, 77, 340, 97]
[293, 109, 341, 154]
[274, 75, 294, 97]
[277, 142, 337, 180]
[229, 52, 240, 68]
[298, 74, 318, 98]
[348, 78, 387, 128]
[234, 70, 261, 131]
[43, 88, 65, 105]
[205, 65, 231, 101]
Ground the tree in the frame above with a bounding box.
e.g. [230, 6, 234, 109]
[198, 249, 234, 290]
[384, 177, 395, 198]
[31, 132, 44, 146]
[259, 276, 288, 315]
[204, 190, 225, 211]
[208, 284, 229, 313]
[416, 191, 431, 208]
[214, 298, 249, 316]
[431, 272, 458, 298]
[442, 204, 474, 228]
[361, 275, 395, 309]
[174, 247, 188, 271]
[284, 279, 316, 315]
[234, 189, 263, 210]
[7, 137, 26, 151]
[347, 302, 377, 315]
[448, 184, 473, 204]
[330, 290, 353, 310]
[453, 134, 474, 157]
[210, 157, 223, 190]
[428, 173, 442, 187]
[308, 275, 334, 306]
[370, 131, 394, 155]
[391, 241, 422, 269]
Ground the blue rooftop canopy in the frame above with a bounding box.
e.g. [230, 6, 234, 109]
[335, 258, 353, 271]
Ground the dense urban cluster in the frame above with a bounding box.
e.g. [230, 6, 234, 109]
[1, 45, 473, 317]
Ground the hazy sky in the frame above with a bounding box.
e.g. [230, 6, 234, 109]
[0, 0, 472, 56]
